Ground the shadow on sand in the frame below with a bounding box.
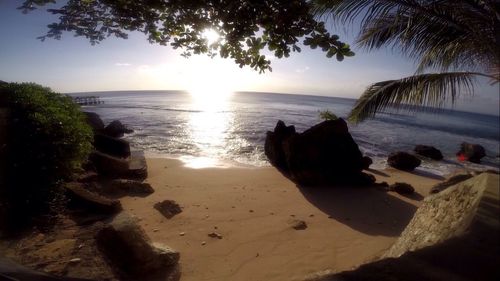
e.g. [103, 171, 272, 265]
[297, 184, 421, 237]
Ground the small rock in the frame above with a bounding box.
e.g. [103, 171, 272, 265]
[69, 258, 81, 264]
[208, 232, 223, 239]
[179, 232, 185, 236]
[389, 182, 415, 195]
[201, 241, 206, 246]
[153, 229, 159, 232]
[249, 210, 254, 213]
[289, 219, 307, 230]
[154, 200, 182, 219]
[387, 152, 421, 171]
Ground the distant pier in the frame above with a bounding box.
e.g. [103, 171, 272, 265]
[71, 96, 104, 105]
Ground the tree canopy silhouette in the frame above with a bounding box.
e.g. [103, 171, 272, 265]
[20, 0, 354, 73]
[313, 0, 499, 122]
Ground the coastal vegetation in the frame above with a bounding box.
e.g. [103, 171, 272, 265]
[0, 83, 92, 230]
[313, 0, 500, 122]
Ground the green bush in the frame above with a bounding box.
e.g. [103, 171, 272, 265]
[0, 83, 92, 226]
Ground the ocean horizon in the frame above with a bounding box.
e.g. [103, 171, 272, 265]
[71, 90, 500, 174]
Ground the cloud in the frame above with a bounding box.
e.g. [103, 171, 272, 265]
[295, 66, 310, 73]
[115, 63, 131, 66]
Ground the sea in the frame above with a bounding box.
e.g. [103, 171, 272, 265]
[71, 91, 500, 175]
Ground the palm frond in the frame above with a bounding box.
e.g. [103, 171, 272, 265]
[348, 72, 477, 123]
[312, 0, 500, 75]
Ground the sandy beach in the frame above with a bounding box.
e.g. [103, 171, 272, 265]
[119, 158, 442, 281]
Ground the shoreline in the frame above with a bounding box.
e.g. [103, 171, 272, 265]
[118, 157, 442, 281]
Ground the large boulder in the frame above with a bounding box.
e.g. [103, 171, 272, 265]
[65, 182, 122, 215]
[265, 119, 374, 186]
[104, 120, 133, 138]
[93, 133, 131, 159]
[387, 152, 421, 171]
[96, 213, 180, 279]
[264, 120, 296, 170]
[89, 151, 130, 177]
[107, 179, 154, 196]
[457, 142, 486, 163]
[83, 111, 104, 132]
[414, 145, 443, 160]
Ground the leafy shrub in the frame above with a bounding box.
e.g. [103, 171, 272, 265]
[0, 83, 92, 227]
[319, 110, 338, 121]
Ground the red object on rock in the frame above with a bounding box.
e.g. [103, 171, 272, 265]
[457, 153, 467, 162]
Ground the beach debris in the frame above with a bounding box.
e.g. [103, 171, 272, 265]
[154, 200, 182, 219]
[208, 232, 223, 239]
[249, 209, 254, 213]
[387, 152, 421, 171]
[430, 173, 473, 194]
[201, 241, 206, 246]
[264, 119, 375, 186]
[414, 145, 443, 160]
[289, 219, 308, 230]
[107, 179, 154, 196]
[104, 120, 133, 138]
[389, 182, 415, 195]
[153, 229, 159, 232]
[456, 142, 486, 163]
[179, 232, 185, 236]
[96, 213, 180, 277]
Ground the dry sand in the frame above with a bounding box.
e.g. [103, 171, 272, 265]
[119, 158, 443, 281]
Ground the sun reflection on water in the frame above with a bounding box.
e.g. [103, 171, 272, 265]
[184, 88, 234, 168]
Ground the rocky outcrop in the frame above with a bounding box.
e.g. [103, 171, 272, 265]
[414, 145, 443, 160]
[93, 133, 131, 159]
[88, 151, 147, 180]
[107, 179, 154, 196]
[154, 200, 182, 219]
[265, 119, 374, 186]
[65, 182, 122, 215]
[96, 213, 180, 279]
[83, 112, 105, 132]
[104, 120, 133, 138]
[89, 151, 130, 177]
[387, 152, 421, 171]
[457, 142, 486, 163]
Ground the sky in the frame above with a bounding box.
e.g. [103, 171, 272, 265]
[0, 1, 498, 115]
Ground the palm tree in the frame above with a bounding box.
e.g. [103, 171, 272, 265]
[313, 0, 500, 122]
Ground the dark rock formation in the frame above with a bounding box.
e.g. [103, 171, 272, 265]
[154, 200, 182, 219]
[65, 182, 122, 215]
[104, 120, 133, 138]
[264, 119, 374, 186]
[387, 152, 421, 171]
[93, 133, 131, 159]
[96, 213, 180, 279]
[89, 151, 129, 177]
[361, 156, 373, 170]
[83, 112, 104, 132]
[457, 142, 486, 163]
[107, 179, 154, 196]
[414, 145, 443, 160]
[264, 120, 296, 170]
[389, 182, 415, 195]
